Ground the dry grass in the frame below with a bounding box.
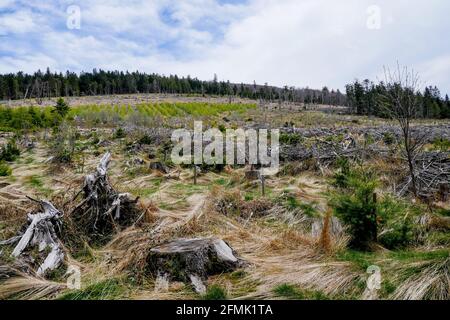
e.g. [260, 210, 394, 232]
[392, 257, 450, 300]
[0, 272, 66, 300]
[1, 113, 449, 300]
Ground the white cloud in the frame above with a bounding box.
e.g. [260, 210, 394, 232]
[0, 0, 14, 8]
[0, 9, 36, 34]
[0, 0, 449, 94]
[419, 55, 450, 92]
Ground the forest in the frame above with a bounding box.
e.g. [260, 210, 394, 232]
[346, 79, 450, 119]
[0, 69, 346, 105]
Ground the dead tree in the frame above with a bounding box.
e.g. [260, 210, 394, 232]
[379, 64, 425, 197]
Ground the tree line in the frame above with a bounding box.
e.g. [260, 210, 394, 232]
[346, 79, 450, 119]
[0, 68, 346, 105]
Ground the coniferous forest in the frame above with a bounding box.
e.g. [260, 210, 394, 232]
[0, 68, 347, 105]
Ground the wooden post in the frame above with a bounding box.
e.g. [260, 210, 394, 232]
[260, 173, 265, 196]
[193, 165, 197, 185]
[372, 192, 378, 242]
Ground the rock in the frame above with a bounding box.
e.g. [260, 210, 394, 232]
[150, 161, 168, 174]
[147, 238, 242, 293]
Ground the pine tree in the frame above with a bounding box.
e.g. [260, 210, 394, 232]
[53, 98, 70, 118]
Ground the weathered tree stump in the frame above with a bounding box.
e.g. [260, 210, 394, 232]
[71, 152, 141, 244]
[147, 238, 242, 293]
[0, 199, 64, 276]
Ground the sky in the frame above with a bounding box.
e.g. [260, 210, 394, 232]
[0, 0, 449, 94]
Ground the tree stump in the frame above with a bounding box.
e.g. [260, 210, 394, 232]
[0, 199, 64, 276]
[147, 238, 242, 293]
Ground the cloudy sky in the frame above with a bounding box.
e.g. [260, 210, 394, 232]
[0, 0, 449, 94]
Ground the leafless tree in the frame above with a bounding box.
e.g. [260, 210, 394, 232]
[379, 64, 426, 197]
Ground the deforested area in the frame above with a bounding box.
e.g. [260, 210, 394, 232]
[0, 0, 449, 304]
[0, 82, 449, 300]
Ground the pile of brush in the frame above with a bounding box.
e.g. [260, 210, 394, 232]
[397, 151, 450, 199]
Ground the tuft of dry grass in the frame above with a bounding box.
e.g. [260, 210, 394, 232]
[392, 257, 450, 300]
[0, 271, 66, 300]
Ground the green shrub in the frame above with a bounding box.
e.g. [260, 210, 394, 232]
[379, 218, 414, 250]
[113, 128, 126, 139]
[332, 163, 416, 250]
[274, 283, 301, 299]
[0, 161, 12, 176]
[330, 165, 378, 250]
[332, 157, 351, 188]
[202, 285, 227, 300]
[0, 106, 61, 130]
[50, 122, 77, 164]
[377, 196, 414, 249]
[218, 124, 226, 133]
[53, 98, 70, 118]
[0, 140, 20, 162]
[280, 133, 302, 145]
[383, 132, 395, 145]
[431, 137, 450, 152]
[364, 134, 375, 145]
[138, 134, 153, 145]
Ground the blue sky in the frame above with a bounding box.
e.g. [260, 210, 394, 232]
[1, 0, 449, 94]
